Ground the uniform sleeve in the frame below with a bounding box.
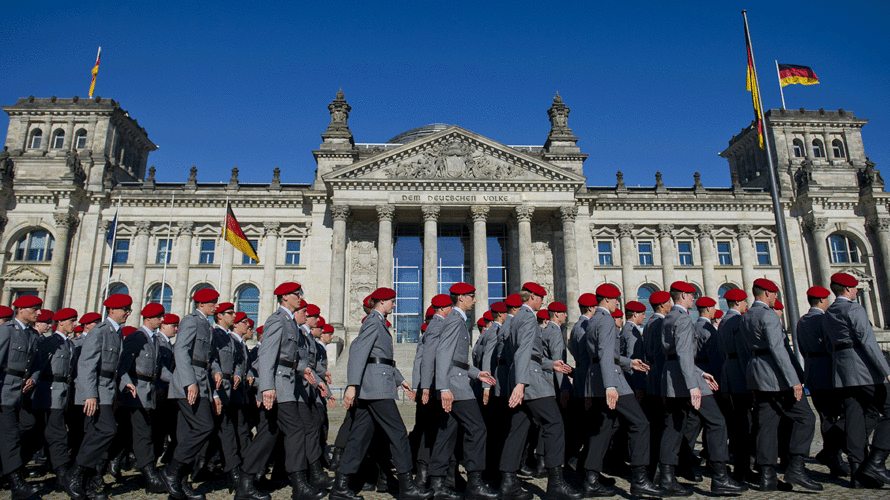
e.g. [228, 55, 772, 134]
[29, 336, 51, 385]
[435, 317, 460, 391]
[420, 326, 441, 390]
[482, 324, 498, 383]
[257, 315, 283, 394]
[599, 319, 621, 389]
[173, 316, 199, 390]
[675, 315, 700, 391]
[548, 325, 571, 392]
[412, 341, 424, 390]
[851, 304, 890, 378]
[513, 312, 535, 387]
[117, 335, 140, 390]
[75, 326, 103, 401]
[764, 312, 801, 387]
[346, 321, 375, 388]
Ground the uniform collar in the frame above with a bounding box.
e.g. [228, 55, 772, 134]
[54, 330, 68, 340]
[141, 325, 156, 338]
[652, 312, 665, 319]
[596, 306, 609, 315]
[753, 300, 768, 308]
[372, 309, 385, 321]
[673, 304, 688, 314]
[521, 304, 534, 314]
[279, 305, 295, 320]
[106, 316, 121, 332]
[14, 318, 27, 330]
[809, 307, 825, 314]
[836, 296, 853, 302]
[230, 331, 244, 344]
[454, 307, 467, 321]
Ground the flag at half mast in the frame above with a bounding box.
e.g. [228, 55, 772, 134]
[223, 203, 260, 263]
[778, 64, 819, 86]
[745, 27, 764, 149]
[89, 47, 101, 99]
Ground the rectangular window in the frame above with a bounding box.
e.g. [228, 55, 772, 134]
[598, 241, 613, 266]
[199, 239, 215, 264]
[76, 134, 87, 149]
[53, 134, 64, 149]
[756, 241, 771, 265]
[30, 135, 41, 149]
[242, 239, 258, 264]
[113, 238, 130, 264]
[285, 240, 301, 265]
[156, 239, 172, 264]
[678, 241, 693, 266]
[717, 241, 732, 265]
[638, 241, 653, 266]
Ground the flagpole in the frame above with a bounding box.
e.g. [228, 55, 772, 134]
[218, 198, 229, 291]
[743, 10, 801, 356]
[102, 195, 122, 318]
[775, 60, 787, 110]
[161, 194, 175, 308]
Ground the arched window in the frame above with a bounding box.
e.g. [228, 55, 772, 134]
[75, 129, 88, 149]
[235, 285, 260, 324]
[108, 283, 129, 296]
[191, 283, 216, 297]
[689, 284, 703, 321]
[29, 129, 43, 149]
[147, 283, 173, 312]
[52, 129, 65, 149]
[792, 139, 804, 158]
[812, 139, 825, 158]
[718, 283, 738, 312]
[14, 230, 55, 261]
[832, 139, 845, 158]
[637, 284, 658, 322]
[828, 234, 860, 264]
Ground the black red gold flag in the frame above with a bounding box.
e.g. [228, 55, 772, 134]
[223, 203, 260, 263]
[778, 64, 819, 86]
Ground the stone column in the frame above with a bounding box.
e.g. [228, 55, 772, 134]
[738, 224, 756, 294]
[699, 224, 717, 299]
[376, 205, 395, 288]
[561, 205, 580, 318]
[658, 224, 675, 288]
[130, 221, 151, 318]
[1, 286, 10, 305]
[516, 205, 535, 284]
[472, 206, 489, 324]
[220, 235, 235, 301]
[329, 205, 350, 333]
[870, 218, 890, 326]
[422, 206, 440, 307]
[174, 221, 193, 316]
[63, 119, 75, 150]
[44, 212, 77, 310]
[803, 132, 814, 161]
[618, 223, 636, 299]
[805, 217, 832, 285]
[41, 119, 52, 153]
[261, 221, 280, 320]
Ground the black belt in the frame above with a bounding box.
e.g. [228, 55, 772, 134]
[369, 357, 395, 366]
[452, 360, 470, 370]
[277, 357, 298, 370]
[40, 374, 71, 384]
[752, 349, 770, 356]
[591, 357, 621, 364]
[531, 355, 543, 364]
[190, 359, 208, 369]
[833, 342, 863, 352]
[219, 373, 233, 381]
[724, 353, 739, 360]
[694, 357, 709, 364]
[0, 367, 27, 378]
[134, 372, 156, 383]
[666, 354, 679, 361]
[99, 369, 116, 379]
[804, 352, 830, 358]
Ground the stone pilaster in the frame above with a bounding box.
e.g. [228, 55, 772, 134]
[737, 224, 755, 294]
[618, 223, 635, 300]
[261, 221, 280, 320]
[805, 217, 832, 285]
[130, 221, 151, 320]
[560, 205, 580, 318]
[471, 206, 490, 324]
[516, 205, 535, 284]
[422, 205, 440, 308]
[658, 223, 675, 288]
[376, 205, 395, 288]
[45, 211, 77, 310]
[329, 205, 350, 336]
[174, 221, 193, 316]
[870, 217, 890, 326]
[698, 224, 717, 299]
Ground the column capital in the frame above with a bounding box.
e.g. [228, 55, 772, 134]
[657, 223, 674, 238]
[376, 204, 395, 221]
[135, 220, 151, 235]
[177, 220, 194, 235]
[471, 205, 490, 222]
[331, 205, 351, 221]
[804, 216, 828, 233]
[870, 217, 890, 232]
[263, 220, 281, 236]
[53, 211, 78, 230]
[698, 224, 714, 238]
[559, 205, 578, 223]
[421, 205, 440, 222]
[515, 205, 535, 222]
[737, 224, 753, 238]
[618, 223, 634, 238]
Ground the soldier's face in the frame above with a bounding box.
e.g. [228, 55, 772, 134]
[145, 315, 164, 330]
[294, 308, 307, 324]
[19, 306, 39, 324]
[160, 323, 177, 337]
[58, 317, 77, 335]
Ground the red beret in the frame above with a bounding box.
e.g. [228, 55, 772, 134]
[806, 286, 831, 298]
[670, 281, 696, 294]
[425, 306, 434, 318]
[193, 288, 220, 303]
[490, 301, 507, 313]
[363, 295, 372, 309]
[753, 278, 779, 292]
[273, 282, 302, 296]
[695, 297, 716, 308]
[831, 272, 858, 288]
[256, 325, 263, 334]
[306, 304, 321, 316]
[649, 291, 671, 305]
[371, 287, 397, 301]
[477, 317, 487, 327]
[246, 318, 255, 328]
[74, 325, 83, 333]
[142, 303, 165, 318]
[36, 309, 54, 322]
[505, 294, 523, 308]
[611, 309, 623, 318]
[625, 301, 646, 313]
[0, 306, 12, 318]
[163, 313, 180, 324]
[483, 311, 493, 321]
[536, 309, 550, 320]
[13, 295, 43, 308]
[421, 323, 427, 332]
[773, 299, 784, 311]
[215, 302, 234, 314]
[233, 312, 248, 323]
[595, 284, 621, 299]
[121, 326, 137, 337]
[546, 302, 566, 312]
[323, 324, 334, 334]
[449, 282, 476, 295]
[80, 312, 101, 324]
[431, 294, 452, 308]
[317, 316, 326, 328]
[714, 310, 724, 319]
[578, 293, 597, 307]
[296, 300, 308, 311]
[103, 293, 133, 309]
[723, 288, 747, 301]
[522, 282, 547, 297]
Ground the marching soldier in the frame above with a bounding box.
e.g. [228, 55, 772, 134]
[155, 313, 179, 464]
[642, 290, 671, 478]
[300, 304, 332, 490]
[19, 308, 53, 472]
[542, 302, 571, 408]
[566, 293, 595, 470]
[230, 312, 254, 466]
[620, 301, 647, 400]
[0, 304, 12, 324]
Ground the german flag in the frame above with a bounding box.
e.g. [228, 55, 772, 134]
[223, 203, 260, 263]
[745, 27, 764, 149]
[778, 64, 819, 87]
[89, 47, 101, 98]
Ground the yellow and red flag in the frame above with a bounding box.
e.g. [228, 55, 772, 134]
[778, 64, 819, 87]
[745, 27, 764, 149]
[89, 47, 101, 98]
[223, 203, 260, 263]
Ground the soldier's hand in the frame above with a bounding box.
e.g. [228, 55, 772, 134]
[126, 383, 137, 397]
[187, 384, 198, 405]
[477, 371, 496, 387]
[441, 390, 454, 413]
[585, 397, 592, 411]
[422, 389, 430, 405]
[262, 389, 277, 410]
[303, 367, 316, 386]
[560, 391, 570, 408]
[318, 382, 329, 398]
[22, 378, 35, 393]
[84, 398, 98, 417]
[401, 381, 415, 401]
[214, 372, 223, 390]
[553, 360, 572, 374]
[483, 389, 490, 406]
[343, 386, 356, 410]
[703, 373, 719, 392]
[326, 372, 333, 385]
[606, 388, 619, 410]
[328, 396, 336, 409]
[690, 387, 702, 410]
[793, 383, 803, 402]
[631, 359, 650, 372]
[508, 384, 525, 408]
[246, 376, 255, 387]
[213, 397, 222, 415]
[233, 376, 241, 390]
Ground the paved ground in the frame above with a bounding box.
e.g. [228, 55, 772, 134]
[16, 400, 890, 499]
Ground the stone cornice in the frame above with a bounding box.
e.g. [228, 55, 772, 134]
[326, 179, 582, 191]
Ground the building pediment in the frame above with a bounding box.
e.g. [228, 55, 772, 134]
[1, 265, 48, 283]
[323, 127, 586, 188]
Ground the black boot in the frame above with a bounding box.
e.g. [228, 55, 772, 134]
[759, 465, 778, 492]
[399, 471, 435, 500]
[444, 458, 462, 491]
[415, 461, 430, 488]
[158, 460, 187, 499]
[499, 471, 532, 500]
[518, 450, 534, 477]
[630, 465, 667, 497]
[429, 476, 460, 500]
[861, 448, 890, 484]
[850, 459, 883, 489]
[308, 460, 333, 489]
[784, 454, 823, 491]
[545, 467, 582, 500]
[816, 448, 849, 478]
[54, 464, 70, 492]
[465, 471, 497, 500]
[63, 464, 87, 500]
[582, 470, 617, 497]
[533, 454, 546, 478]
[85, 472, 108, 500]
[190, 456, 207, 484]
[181, 473, 205, 500]
[288, 471, 325, 500]
[658, 464, 693, 497]
[329, 471, 362, 500]
[6, 470, 40, 500]
[234, 467, 271, 500]
[107, 450, 124, 482]
[330, 447, 343, 472]
[709, 461, 747, 494]
[141, 465, 168, 494]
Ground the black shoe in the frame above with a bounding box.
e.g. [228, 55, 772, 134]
[181, 474, 205, 500]
[465, 471, 497, 500]
[141, 465, 168, 494]
[565, 456, 579, 473]
[6, 470, 40, 500]
[851, 459, 883, 489]
[329, 472, 362, 500]
[533, 454, 547, 478]
[545, 466, 582, 500]
[444, 459, 463, 491]
[630, 465, 667, 497]
[499, 472, 532, 500]
[861, 448, 890, 484]
[85, 473, 108, 500]
[415, 462, 430, 488]
[63, 465, 87, 500]
[400, 472, 435, 500]
[784, 455, 822, 491]
[759, 465, 778, 491]
[234, 467, 271, 500]
[376, 466, 398, 493]
[330, 447, 343, 472]
[518, 461, 535, 477]
[658, 464, 693, 497]
[816, 449, 849, 478]
[308, 460, 333, 489]
[430, 476, 460, 500]
[159, 460, 187, 499]
[709, 462, 747, 494]
[289, 471, 325, 500]
[582, 470, 617, 497]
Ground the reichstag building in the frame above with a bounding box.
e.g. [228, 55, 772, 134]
[2, 91, 888, 361]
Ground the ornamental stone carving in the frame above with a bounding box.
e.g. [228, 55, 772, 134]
[177, 220, 194, 235]
[869, 218, 890, 232]
[547, 92, 570, 134]
[386, 139, 527, 180]
[559, 205, 578, 223]
[263, 221, 280, 236]
[515, 205, 534, 222]
[327, 89, 351, 132]
[698, 224, 714, 238]
[421, 205, 440, 222]
[331, 205, 351, 221]
[531, 223, 554, 298]
[53, 212, 78, 229]
[471, 206, 490, 222]
[804, 217, 828, 233]
[376, 204, 395, 221]
[737, 224, 753, 237]
[135, 220, 151, 235]
[348, 220, 378, 326]
[657, 223, 674, 238]
[618, 223, 634, 238]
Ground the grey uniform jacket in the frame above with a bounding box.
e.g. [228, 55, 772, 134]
[32, 332, 75, 410]
[75, 318, 122, 405]
[643, 314, 666, 397]
[299, 325, 324, 403]
[435, 309, 480, 401]
[472, 330, 485, 370]
[717, 309, 749, 393]
[170, 310, 214, 400]
[155, 334, 174, 397]
[662, 306, 709, 397]
[739, 302, 800, 391]
[209, 327, 244, 406]
[542, 322, 571, 395]
[494, 314, 514, 397]
[620, 322, 647, 392]
[481, 322, 502, 394]
[419, 315, 445, 391]
[256, 307, 315, 403]
[508, 305, 554, 401]
[347, 310, 405, 400]
[587, 308, 632, 397]
[0, 320, 39, 408]
[824, 298, 890, 388]
[230, 335, 250, 405]
[693, 317, 723, 379]
[796, 308, 831, 390]
[118, 326, 161, 409]
[567, 315, 591, 398]
[411, 329, 425, 391]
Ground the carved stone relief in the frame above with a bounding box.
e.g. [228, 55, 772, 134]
[386, 139, 529, 180]
[347, 221, 377, 326]
[531, 222, 555, 300]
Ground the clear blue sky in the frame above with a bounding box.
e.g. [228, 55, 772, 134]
[2, 1, 887, 189]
